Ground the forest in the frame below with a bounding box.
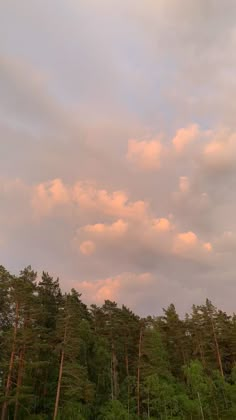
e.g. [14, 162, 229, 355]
[1, 265, 236, 419]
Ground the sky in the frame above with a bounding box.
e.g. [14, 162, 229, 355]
[1, 0, 236, 316]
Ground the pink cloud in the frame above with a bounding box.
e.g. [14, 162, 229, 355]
[29, 178, 148, 222]
[76, 272, 154, 305]
[126, 138, 163, 171]
[83, 219, 128, 236]
[173, 231, 198, 256]
[177, 231, 198, 245]
[178, 176, 190, 193]
[173, 230, 213, 261]
[152, 217, 172, 232]
[31, 178, 69, 217]
[203, 132, 236, 171]
[0, 177, 28, 194]
[5, 176, 214, 267]
[203, 242, 212, 252]
[172, 124, 199, 153]
[77, 220, 128, 255]
[73, 182, 148, 220]
[79, 240, 96, 256]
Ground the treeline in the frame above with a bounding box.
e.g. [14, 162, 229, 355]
[1, 266, 236, 419]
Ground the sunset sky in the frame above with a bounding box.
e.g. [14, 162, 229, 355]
[1, 0, 236, 315]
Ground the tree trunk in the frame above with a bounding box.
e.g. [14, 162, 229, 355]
[53, 322, 67, 420]
[125, 344, 130, 416]
[13, 347, 25, 420]
[111, 340, 118, 398]
[137, 324, 143, 417]
[197, 392, 205, 420]
[111, 357, 114, 401]
[14, 313, 29, 420]
[147, 386, 150, 419]
[198, 338, 206, 368]
[1, 302, 19, 420]
[125, 345, 129, 377]
[210, 316, 224, 377]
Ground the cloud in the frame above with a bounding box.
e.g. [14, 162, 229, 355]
[172, 174, 211, 235]
[173, 231, 213, 262]
[24, 176, 214, 266]
[126, 138, 163, 171]
[214, 231, 236, 254]
[203, 242, 212, 252]
[152, 217, 172, 232]
[28, 179, 149, 222]
[83, 219, 128, 236]
[0, 55, 67, 131]
[2, 171, 207, 272]
[75, 272, 154, 306]
[172, 124, 199, 153]
[2, 0, 236, 315]
[72, 181, 148, 221]
[0, 178, 31, 227]
[178, 176, 190, 194]
[31, 179, 70, 218]
[73, 189, 212, 266]
[80, 240, 96, 256]
[203, 131, 236, 173]
[77, 220, 129, 255]
[72, 270, 209, 316]
[177, 231, 198, 246]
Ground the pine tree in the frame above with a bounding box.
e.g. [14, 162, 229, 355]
[33, 272, 63, 417]
[1, 267, 38, 419]
[54, 290, 94, 419]
[158, 304, 187, 378]
[0, 266, 13, 418]
[12, 266, 37, 420]
[2, 265, 236, 419]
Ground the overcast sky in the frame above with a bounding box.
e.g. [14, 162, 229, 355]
[1, 0, 236, 315]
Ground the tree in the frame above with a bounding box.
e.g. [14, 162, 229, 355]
[2, 265, 236, 419]
[184, 360, 212, 419]
[54, 290, 94, 419]
[1, 266, 37, 420]
[33, 272, 63, 417]
[158, 304, 187, 378]
[99, 400, 130, 420]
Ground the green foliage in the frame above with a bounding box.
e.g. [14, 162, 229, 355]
[99, 400, 130, 419]
[58, 401, 90, 419]
[2, 266, 236, 419]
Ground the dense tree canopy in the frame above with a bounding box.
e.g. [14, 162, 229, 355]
[1, 265, 236, 419]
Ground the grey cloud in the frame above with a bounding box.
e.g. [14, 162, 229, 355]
[0, 56, 67, 131]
